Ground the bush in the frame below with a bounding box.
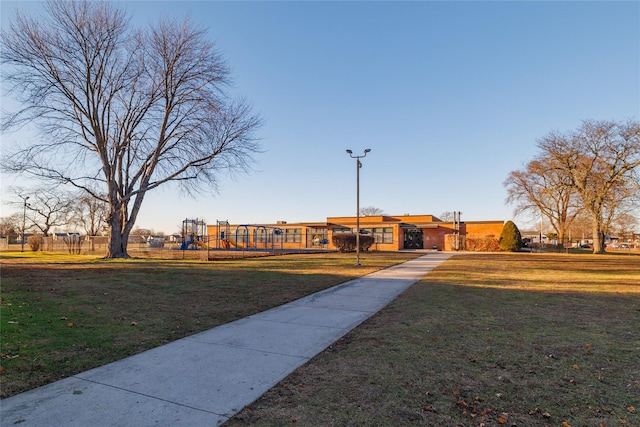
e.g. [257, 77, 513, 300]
[27, 235, 40, 251]
[332, 234, 374, 253]
[465, 236, 500, 252]
[499, 221, 523, 252]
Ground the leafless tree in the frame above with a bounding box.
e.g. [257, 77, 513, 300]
[601, 180, 639, 237]
[438, 211, 454, 222]
[505, 155, 582, 243]
[7, 187, 73, 237]
[0, 214, 22, 240]
[69, 193, 108, 236]
[538, 119, 640, 253]
[1, 1, 262, 258]
[360, 206, 386, 216]
[438, 211, 463, 222]
[608, 212, 638, 242]
[565, 211, 592, 244]
[130, 227, 157, 237]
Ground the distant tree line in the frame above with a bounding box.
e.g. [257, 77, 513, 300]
[1, 187, 109, 240]
[504, 119, 640, 254]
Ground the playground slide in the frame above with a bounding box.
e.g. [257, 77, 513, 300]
[193, 240, 211, 250]
[226, 238, 243, 249]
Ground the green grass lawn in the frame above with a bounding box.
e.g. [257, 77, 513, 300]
[0, 251, 418, 398]
[224, 253, 640, 427]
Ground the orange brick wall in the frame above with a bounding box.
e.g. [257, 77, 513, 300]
[463, 221, 504, 239]
[205, 218, 504, 252]
[423, 228, 446, 250]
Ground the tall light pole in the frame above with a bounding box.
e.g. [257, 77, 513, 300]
[346, 148, 371, 266]
[21, 196, 30, 252]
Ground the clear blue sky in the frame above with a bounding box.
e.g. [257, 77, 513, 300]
[1, 1, 639, 234]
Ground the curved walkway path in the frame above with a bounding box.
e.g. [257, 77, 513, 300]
[1, 252, 453, 426]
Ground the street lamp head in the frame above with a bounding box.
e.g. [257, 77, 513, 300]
[346, 149, 353, 154]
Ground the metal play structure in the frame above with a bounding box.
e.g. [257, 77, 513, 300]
[216, 220, 284, 252]
[180, 218, 209, 250]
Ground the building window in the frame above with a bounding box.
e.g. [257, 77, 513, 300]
[235, 227, 249, 245]
[284, 228, 301, 243]
[332, 227, 351, 234]
[362, 227, 393, 244]
[307, 228, 328, 247]
[254, 228, 267, 243]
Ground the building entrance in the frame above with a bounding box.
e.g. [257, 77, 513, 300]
[403, 229, 424, 249]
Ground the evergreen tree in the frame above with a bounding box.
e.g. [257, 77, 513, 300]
[499, 221, 523, 252]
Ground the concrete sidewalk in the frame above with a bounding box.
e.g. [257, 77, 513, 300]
[1, 253, 453, 426]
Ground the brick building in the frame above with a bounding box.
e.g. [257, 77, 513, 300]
[206, 214, 504, 252]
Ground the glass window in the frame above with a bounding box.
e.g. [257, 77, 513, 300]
[362, 227, 393, 243]
[332, 227, 351, 234]
[307, 228, 328, 247]
[382, 227, 393, 243]
[254, 228, 267, 243]
[235, 227, 248, 245]
[284, 228, 301, 243]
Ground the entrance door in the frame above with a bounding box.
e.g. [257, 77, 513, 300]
[404, 229, 424, 249]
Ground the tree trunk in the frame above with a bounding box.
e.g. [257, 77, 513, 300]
[106, 227, 129, 258]
[105, 203, 130, 258]
[591, 220, 606, 254]
[104, 187, 147, 258]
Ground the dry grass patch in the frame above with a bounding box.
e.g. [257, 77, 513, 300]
[225, 253, 640, 427]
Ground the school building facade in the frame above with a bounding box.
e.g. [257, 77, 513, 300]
[206, 214, 505, 252]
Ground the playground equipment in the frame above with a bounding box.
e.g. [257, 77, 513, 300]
[175, 219, 295, 254]
[216, 220, 234, 249]
[180, 218, 208, 250]
[193, 239, 211, 249]
[233, 224, 284, 252]
[222, 237, 243, 249]
[216, 220, 284, 252]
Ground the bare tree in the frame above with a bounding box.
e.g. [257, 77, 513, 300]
[601, 180, 639, 239]
[0, 214, 22, 240]
[69, 193, 108, 236]
[538, 119, 640, 253]
[505, 155, 582, 243]
[130, 227, 156, 237]
[1, 1, 262, 258]
[438, 211, 463, 222]
[438, 212, 453, 222]
[608, 212, 638, 242]
[360, 206, 386, 216]
[566, 212, 592, 244]
[7, 187, 72, 237]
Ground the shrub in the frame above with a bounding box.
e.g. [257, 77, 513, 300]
[360, 235, 374, 251]
[332, 234, 374, 253]
[27, 235, 40, 251]
[465, 236, 500, 252]
[499, 220, 523, 252]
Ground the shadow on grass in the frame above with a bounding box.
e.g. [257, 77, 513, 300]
[224, 255, 640, 427]
[0, 258, 377, 398]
